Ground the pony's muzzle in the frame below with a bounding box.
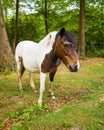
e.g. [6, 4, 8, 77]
[68, 62, 80, 72]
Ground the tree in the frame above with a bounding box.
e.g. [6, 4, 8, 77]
[0, 0, 14, 68]
[13, 0, 19, 53]
[44, 0, 48, 34]
[78, 0, 85, 58]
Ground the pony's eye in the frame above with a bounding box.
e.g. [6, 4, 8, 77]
[64, 44, 68, 47]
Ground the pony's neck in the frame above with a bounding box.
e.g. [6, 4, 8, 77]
[49, 48, 58, 63]
[41, 48, 61, 73]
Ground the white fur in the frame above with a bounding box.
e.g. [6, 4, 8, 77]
[77, 61, 80, 70]
[15, 31, 57, 105]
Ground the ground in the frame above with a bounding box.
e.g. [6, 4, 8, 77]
[0, 58, 104, 130]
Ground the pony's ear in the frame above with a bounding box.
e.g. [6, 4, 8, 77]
[59, 27, 65, 37]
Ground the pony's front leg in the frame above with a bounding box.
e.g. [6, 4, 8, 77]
[49, 67, 57, 100]
[38, 72, 46, 105]
[49, 81, 55, 100]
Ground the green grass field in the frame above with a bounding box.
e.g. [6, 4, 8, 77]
[0, 58, 104, 130]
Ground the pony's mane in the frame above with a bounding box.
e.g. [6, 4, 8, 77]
[56, 29, 77, 46]
[39, 31, 57, 47]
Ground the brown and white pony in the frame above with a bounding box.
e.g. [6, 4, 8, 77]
[15, 28, 80, 105]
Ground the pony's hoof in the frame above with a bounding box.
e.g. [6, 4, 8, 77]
[50, 93, 55, 100]
[34, 90, 38, 93]
[51, 95, 56, 100]
[19, 89, 23, 92]
[38, 99, 42, 106]
[32, 88, 38, 93]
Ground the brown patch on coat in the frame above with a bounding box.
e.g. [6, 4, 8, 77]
[18, 56, 25, 76]
[41, 49, 61, 73]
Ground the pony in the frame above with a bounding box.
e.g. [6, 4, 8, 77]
[15, 28, 80, 105]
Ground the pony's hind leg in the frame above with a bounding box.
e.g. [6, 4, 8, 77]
[29, 73, 37, 92]
[17, 56, 25, 92]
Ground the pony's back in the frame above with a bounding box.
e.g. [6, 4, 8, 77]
[15, 41, 38, 60]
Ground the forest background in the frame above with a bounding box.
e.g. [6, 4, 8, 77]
[2, 0, 104, 59]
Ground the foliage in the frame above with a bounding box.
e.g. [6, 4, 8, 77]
[85, 1, 104, 55]
[2, 0, 104, 56]
[5, 14, 45, 47]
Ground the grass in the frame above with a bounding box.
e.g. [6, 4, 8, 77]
[0, 58, 104, 130]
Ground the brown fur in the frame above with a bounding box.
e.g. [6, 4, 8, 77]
[18, 56, 25, 77]
[41, 48, 61, 73]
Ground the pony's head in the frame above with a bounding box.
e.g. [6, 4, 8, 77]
[54, 28, 80, 72]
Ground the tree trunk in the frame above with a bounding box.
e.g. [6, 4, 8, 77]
[79, 0, 85, 58]
[13, 0, 19, 53]
[44, 0, 48, 34]
[0, 0, 14, 68]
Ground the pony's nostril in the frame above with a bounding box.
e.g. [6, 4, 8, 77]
[75, 65, 78, 72]
[75, 65, 77, 69]
[75, 65, 78, 71]
[69, 65, 73, 71]
[69, 65, 74, 72]
[69, 65, 72, 70]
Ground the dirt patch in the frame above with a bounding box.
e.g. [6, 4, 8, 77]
[0, 118, 24, 130]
